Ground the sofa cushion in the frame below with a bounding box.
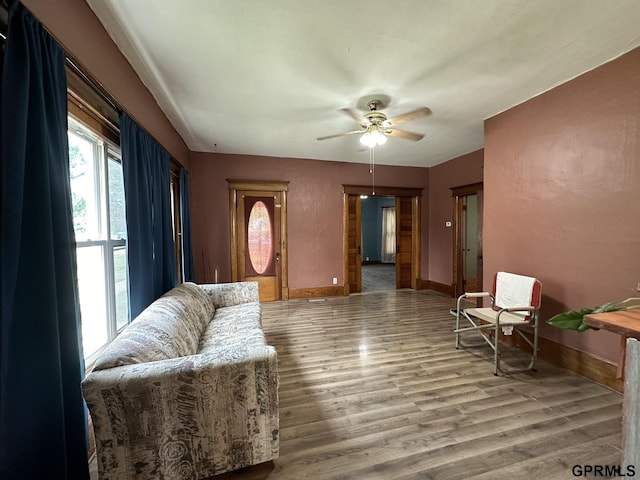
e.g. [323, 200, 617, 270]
[199, 281, 259, 308]
[198, 302, 265, 352]
[93, 282, 215, 370]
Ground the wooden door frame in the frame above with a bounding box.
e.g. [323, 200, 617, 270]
[395, 196, 415, 289]
[229, 180, 289, 301]
[451, 182, 483, 298]
[345, 194, 363, 293]
[342, 185, 422, 295]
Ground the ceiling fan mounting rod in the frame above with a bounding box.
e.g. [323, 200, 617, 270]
[367, 100, 382, 111]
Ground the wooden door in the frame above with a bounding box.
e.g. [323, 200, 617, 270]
[346, 194, 362, 293]
[452, 183, 483, 298]
[395, 196, 413, 288]
[461, 194, 479, 292]
[229, 181, 289, 302]
[237, 191, 281, 301]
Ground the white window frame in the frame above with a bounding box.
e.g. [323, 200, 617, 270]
[69, 116, 128, 363]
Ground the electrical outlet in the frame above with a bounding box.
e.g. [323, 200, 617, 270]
[332, 277, 338, 285]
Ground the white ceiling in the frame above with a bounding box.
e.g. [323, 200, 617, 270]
[86, 0, 640, 168]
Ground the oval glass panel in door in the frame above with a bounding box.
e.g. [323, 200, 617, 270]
[247, 200, 273, 274]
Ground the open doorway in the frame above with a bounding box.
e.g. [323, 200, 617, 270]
[343, 185, 422, 295]
[361, 196, 396, 292]
[452, 182, 483, 298]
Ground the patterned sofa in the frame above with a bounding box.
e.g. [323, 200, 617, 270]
[82, 282, 279, 480]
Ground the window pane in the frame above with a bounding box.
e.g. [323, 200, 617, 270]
[69, 117, 128, 361]
[113, 246, 129, 331]
[77, 246, 108, 357]
[108, 156, 127, 240]
[69, 130, 101, 241]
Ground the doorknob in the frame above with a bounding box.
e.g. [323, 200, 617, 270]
[275, 252, 280, 262]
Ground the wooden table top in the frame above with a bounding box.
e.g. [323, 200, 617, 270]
[584, 309, 640, 337]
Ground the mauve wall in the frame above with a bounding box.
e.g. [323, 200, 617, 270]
[189, 153, 429, 289]
[23, 0, 189, 166]
[484, 47, 640, 365]
[428, 150, 484, 285]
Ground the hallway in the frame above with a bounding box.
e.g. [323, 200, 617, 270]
[361, 263, 395, 292]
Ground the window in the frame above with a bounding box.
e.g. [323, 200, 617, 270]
[247, 200, 273, 274]
[68, 116, 129, 360]
[381, 206, 396, 264]
[169, 167, 184, 283]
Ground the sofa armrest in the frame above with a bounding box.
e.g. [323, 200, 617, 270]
[198, 281, 260, 308]
[83, 345, 275, 388]
[82, 345, 278, 478]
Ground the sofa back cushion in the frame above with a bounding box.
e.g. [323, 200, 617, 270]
[93, 282, 215, 370]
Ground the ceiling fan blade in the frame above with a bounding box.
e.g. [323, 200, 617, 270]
[316, 129, 365, 141]
[385, 129, 424, 142]
[385, 107, 430, 127]
[340, 108, 367, 125]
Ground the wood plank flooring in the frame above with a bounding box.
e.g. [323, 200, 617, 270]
[214, 290, 623, 480]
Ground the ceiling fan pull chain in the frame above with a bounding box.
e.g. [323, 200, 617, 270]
[371, 147, 376, 196]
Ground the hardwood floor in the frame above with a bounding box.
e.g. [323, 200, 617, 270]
[214, 290, 623, 480]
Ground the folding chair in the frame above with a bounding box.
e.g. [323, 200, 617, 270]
[454, 272, 542, 375]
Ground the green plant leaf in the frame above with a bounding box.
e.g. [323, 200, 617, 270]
[592, 302, 623, 314]
[547, 309, 593, 330]
[548, 297, 640, 332]
[577, 322, 599, 332]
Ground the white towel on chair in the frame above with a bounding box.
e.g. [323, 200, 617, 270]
[495, 272, 535, 315]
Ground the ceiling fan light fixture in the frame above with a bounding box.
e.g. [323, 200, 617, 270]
[360, 126, 387, 148]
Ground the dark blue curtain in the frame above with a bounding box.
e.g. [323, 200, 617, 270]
[0, 2, 89, 479]
[120, 113, 176, 319]
[179, 167, 195, 281]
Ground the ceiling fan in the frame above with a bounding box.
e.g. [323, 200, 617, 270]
[317, 100, 430, 148]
